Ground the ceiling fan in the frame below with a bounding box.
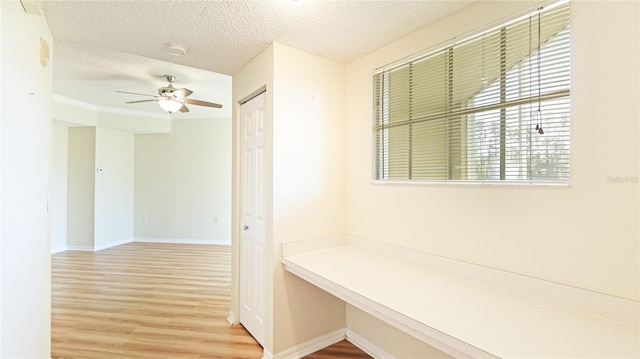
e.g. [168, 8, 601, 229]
[116, 75, 222, 113]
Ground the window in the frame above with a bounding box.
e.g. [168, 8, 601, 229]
[373, 2, 570, 184]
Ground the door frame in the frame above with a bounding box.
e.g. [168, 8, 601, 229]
[229, 86, 271, 350]
[238, 90, 266, 346]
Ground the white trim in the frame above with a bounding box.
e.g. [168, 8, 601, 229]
[227, 310, 237, 325]
[54, 94, 227, 121]
[134, 237, 231, 246]
[261, 349, 273, 359]
[345, 329, 393, 359]
[52, 237, 232, 253]
[51, 245, 67, 254]
[272, 328, 346, 359]
[53, 94, 167, 119]
[372, 179, 570, 188]
[65, 245, 94, 251]
[93, 237, 133, 252]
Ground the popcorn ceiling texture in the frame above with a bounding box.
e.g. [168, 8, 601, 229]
[40, 0, 472, 116]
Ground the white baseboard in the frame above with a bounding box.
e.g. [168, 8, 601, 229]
[227, 310, 237, 325]
[346, 329, 393, 359]
[94, 237, 133, 251]
[273, 328, 346, 359]
[134, 237, 231, 246]
[53, 237, 230, 253]
[51, 245, 67, 254]
[66, 245, 94, 251]
[262, 349, 273, 359]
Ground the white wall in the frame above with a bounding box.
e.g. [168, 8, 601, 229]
[95, 127, 134, 249]
[67, 127, 95, 248]
[134, 118, 232, 244]
[0, 1, 52, 356]
[62, 126, 135, 251]
[52, 125, 69, 253]
[344, 0, 639, 352]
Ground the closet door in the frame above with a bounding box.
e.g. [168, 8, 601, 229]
[239, 92, 266, 347]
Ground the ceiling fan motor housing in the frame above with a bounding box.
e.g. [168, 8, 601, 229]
[158, 86, 176, 97]
[159, 75, 177, 97]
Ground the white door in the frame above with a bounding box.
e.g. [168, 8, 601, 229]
[239, 92, 266, 347]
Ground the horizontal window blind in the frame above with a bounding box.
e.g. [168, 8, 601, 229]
[374, 1, 570, 183]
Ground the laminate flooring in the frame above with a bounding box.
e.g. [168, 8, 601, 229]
[51, 242, 370, 359]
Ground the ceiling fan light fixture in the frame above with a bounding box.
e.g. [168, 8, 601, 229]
[158, 98, 183, 113]
[165, 42, 188, 56]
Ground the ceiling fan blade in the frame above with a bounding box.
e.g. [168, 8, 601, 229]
[116, 90, 157, 98]
[173, 88, 193, 99]
[125, 99, 158, 104]
[184, 98, 223, 108]
[179, 104, 190, 113]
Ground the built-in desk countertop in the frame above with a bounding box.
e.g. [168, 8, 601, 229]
[282, 238, 639, 358]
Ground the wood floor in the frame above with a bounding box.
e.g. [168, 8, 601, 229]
[52, 242, 370, 359]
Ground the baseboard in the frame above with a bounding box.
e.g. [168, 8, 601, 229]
[346, 329, 393, 359]
[94, 237, 133, 251]
[134, 237, 231, 246]
[273, 328, 346, 359]
[51, 245, 67, 254]
[55, 237, 230, 253]
[227, 310, 237, 325]
[262, 349, 274, 359]
[66, 245, 94, 251]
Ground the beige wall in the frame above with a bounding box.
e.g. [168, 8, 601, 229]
[95, 127, 134, 248]
[67, 127, 96, 248]
[232, 42, 347, 355]
[134, 118, 232, 243]
[52, 125, 69, 252]
[345, 0, 638, 313]
[271, 43, 347, 354]
[0, 1, 52, 356]
[344, 1, 638, 355]
[346, 305, 453, 358]
[0, 4, 3, 350]
[231, 43, 275, 352]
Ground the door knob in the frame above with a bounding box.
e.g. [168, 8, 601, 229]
[243, 225, 249, 231]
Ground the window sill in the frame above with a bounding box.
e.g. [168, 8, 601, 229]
[372, 179, 570, 188]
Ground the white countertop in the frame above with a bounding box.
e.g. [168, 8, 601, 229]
[283, 245, 639, 358]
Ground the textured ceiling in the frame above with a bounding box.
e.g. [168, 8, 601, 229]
[40, 0, 473, 118]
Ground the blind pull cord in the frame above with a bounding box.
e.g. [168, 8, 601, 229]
[536, 7, 544, 135]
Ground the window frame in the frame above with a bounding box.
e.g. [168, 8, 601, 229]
[372, 0, 571, 187]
